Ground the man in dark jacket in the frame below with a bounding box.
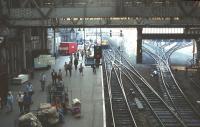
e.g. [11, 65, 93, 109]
[51, 69, 57, 85]
[74, 58, 78, 70]
[23, 92, 31, 113]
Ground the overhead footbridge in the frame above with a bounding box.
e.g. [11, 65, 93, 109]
[1, 0, 200, 27]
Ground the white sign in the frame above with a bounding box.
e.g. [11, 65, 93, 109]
[34, 55, 56, 69]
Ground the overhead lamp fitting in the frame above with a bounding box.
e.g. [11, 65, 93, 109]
[70, 28, 75, 33]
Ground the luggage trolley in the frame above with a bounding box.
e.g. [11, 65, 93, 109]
[47, 82, 69, 114]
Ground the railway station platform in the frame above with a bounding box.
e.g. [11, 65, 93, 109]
[0, 56, 105, 127]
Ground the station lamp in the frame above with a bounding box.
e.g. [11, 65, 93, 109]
[120, 30, 123, 37]
[70, 28, 75, 33]
[110, 30, 112, 37]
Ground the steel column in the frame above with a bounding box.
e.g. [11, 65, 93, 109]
[44, 28, 47, 49]
[136, 27, 143, 64]
[84, 28, 86, 51]
[53, 27, 56, 57]
[196, 39, 200, 64]
[22, 29, 26, 70]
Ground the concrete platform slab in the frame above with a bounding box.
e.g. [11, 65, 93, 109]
[0, 56, 104, 127]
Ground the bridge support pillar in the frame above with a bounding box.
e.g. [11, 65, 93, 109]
[136, 27, 143, 64]
[196, 39, 200, 65]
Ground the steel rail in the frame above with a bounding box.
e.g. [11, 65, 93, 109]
[112, 55, 187, 127]
[104, 46, 186, 126]
[118, 64, 186, 127]
[143, 43, 200, 126]
[143, 47, 186, 120]
[103, 52, 138, 127]
[112, 64, 138, 127]
[144, 42, 200, 117]
[104, 61, 116, 127]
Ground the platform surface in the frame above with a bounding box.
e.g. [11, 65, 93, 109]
[0, 56, 104, 127]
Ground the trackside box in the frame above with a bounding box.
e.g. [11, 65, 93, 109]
[59, 42, 78, 55]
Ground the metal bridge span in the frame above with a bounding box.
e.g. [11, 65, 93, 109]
[1, 0, 200, 27]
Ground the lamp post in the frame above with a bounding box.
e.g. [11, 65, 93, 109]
[53, 27, 56, 57]
[100, 28, 102, 46]
[84, 28, 86, 52]
[96, 28, 97, 45]
[120, 30, 123, 64]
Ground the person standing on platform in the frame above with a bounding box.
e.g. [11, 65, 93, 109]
[57, 69, 63, 81]
[77, 51, 79, 60]
[17, 92, 24, 114]
[70, 54, 73, 63]
[40, 73, 46, 91]
[74, 57, 78, 70]
[68, 62, 72, 77]
[51, 69, 57, 85]
[23, 92, 31, 113]
[81, 50, 84, 59]
[64, 62, 68, 76]
[26, 82, 33, 96]
[79, 63, 84, 76]
[92, 64, 96, 74]
[6, 91, 14, 112]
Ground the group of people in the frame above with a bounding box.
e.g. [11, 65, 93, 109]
[74, 50, 84, 60]
[64, 61, 73, 77]
[16, 91, 32, 114]
[63, 51, 85, 77]
[2, 50, 86, 115]
[3, 82, 33, 114]
[51, 69, 63, 85]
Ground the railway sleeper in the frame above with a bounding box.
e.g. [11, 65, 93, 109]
[155, 112, 174, 115]
[160, 119, 180, 123]
[180, 115, 200, 119]
[157, 115, 177, 119]
[162, 123, 182, 127]
[115, 115, 132, 119]
[115, 123, 133, 127]
[153, 107, 171, 111]
[177, 110, 194, 113]
[185, 121, 200, 126]
[113, 109, 129, 112]
[112, 106, 127, 109]
[183, 118, 200, 122]
[112, 97, 123, 100]
[175, 105, 190, 109]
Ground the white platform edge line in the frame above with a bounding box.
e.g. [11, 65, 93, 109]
[101, 66, 106, 127]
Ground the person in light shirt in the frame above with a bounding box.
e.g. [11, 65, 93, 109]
[17, 91, 24, 114]
[6, 91, 14, 112]
[40, 73, 47, 91]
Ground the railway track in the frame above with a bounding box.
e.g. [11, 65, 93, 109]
[103, 55, 137, 127]
[103, 48, 186, 127]
[104, 39, 200, 126]
[121, 67, 185, 127]
[143, 41, 200, 126]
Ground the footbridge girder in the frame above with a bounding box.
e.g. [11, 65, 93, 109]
[1, 0, 200, 27]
